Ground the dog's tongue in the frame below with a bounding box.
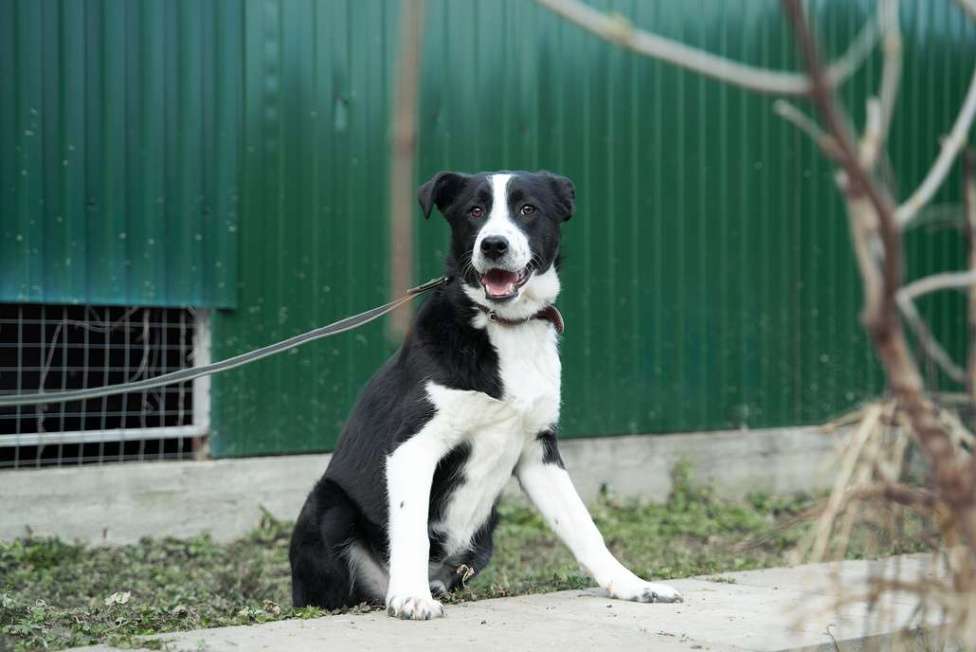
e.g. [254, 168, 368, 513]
[482, 269, 518, 298]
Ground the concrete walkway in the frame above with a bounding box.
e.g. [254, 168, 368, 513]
[75, 555, 943, 652]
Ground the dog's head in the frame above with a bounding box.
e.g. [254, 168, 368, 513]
[418, 170, 575, 319]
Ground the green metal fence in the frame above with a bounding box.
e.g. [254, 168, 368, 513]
[2, 0, 973, 458]
[0, 0, 239, 307]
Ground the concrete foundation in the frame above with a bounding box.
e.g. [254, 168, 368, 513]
[0, 427, 839, 544]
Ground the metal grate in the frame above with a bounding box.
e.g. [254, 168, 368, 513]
[0, 304, 210, 468]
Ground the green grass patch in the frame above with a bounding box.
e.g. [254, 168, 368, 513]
[0, 464, 928, 651]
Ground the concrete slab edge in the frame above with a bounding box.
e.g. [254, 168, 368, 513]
[0, 426, 840, 544]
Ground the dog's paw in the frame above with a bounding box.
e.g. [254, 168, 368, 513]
[610, 581, 683, 604]
[386, 594, 446, 620]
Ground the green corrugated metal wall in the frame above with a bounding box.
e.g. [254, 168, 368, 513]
[2, 1, 973, 457]
[209, 0, 975, 457]
[0, 0, 239, 307]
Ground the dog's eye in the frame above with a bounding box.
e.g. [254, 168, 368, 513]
[469, 206, 484, 218]
[520, 205, 536, 216]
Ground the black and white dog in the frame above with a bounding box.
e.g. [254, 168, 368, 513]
[290, 170, 681, 620]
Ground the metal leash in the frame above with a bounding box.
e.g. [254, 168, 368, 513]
[0, 276, 450, 408]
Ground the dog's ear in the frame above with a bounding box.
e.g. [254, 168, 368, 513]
[541, 171, 576, 222]
[418, 171, 469, 220]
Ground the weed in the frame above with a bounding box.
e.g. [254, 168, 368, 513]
[0, 473, 928, 651]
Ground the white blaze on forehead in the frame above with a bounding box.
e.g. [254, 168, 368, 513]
[483, 174, 515, 242]
[472, 173, 531, 272]
[489, 173, 512, 217]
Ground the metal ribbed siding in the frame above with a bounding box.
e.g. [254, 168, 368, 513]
[209, 0, 399, 456]
[0, 0, 239, 307]
[4, 1, 970, 456]
[209, 0, 974, 457]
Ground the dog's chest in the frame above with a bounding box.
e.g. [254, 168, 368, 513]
[429, 321, 560, 557]
[487, 320, 561, 433]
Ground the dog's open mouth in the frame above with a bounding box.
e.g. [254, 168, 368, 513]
[481, 267, 532, 301]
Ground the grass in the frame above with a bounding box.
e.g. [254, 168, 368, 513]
[0, 464, 930, 651]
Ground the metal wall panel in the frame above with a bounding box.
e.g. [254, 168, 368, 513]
[207, 0, 975, 457]
[0, 0, 239, 307]
[7, 1, 968, 455]
[208, 0, 400, 456]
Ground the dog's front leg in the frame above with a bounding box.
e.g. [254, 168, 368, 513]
[516, 433, 682, 603]
[385, 433, 449, 620]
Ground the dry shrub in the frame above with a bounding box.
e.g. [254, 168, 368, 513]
[795, 399, 976, 646]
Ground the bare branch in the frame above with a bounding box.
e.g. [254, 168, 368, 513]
[773, 100, 841, 159]
[897, 64, 976, 228]
[846, 195, 887, 335]
[940, 404, 976, 449]
[876, 0, 902, 149]
[901, 270, 976, 303]
[810, 404, 883, 562]
[860, 98, 882, 168]
[783, 0, 976, 555]
[959, 0, 976, 23]
[533, 0, 877, 96]
[897, 291, 968, 384]
[963, 150, 976, 486]
[861, 0, 902, 170]
[781, 9, 900, 337]
[849, 482, 939, 509]
[965, 149, 976, 400]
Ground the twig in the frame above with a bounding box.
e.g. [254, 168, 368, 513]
[773, 100, 841, 160]
[940, 405, 976, 449]
[821, 404, 872, 433]
[864, 577, 958, 610]
[964, 148, 976, 484]
[861, 0, 902, 170]
[959, 0, 976, 24]
[860, 98, 883, 169]
[782, 2, 900, 332]
[934, 392, 976, 406]
[964, 149, 976, 401]
[533, 0, 878, 96]
[387, 0, 425, 339]
[877, 0, 902, 153]
[900, 270, 976, 303]
[896, 293, 968, 384]
[897, 64, 976, 228]
[896, 266, 976, 386]
[824, 625, 841, 652]
[846, 195, 887, 333]
[810, 404, 882, 562]
[850, 482, 939, 510]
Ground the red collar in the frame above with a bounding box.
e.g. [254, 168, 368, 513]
[476, 304, 565, 334]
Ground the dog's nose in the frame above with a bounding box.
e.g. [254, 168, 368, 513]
[480, 236, 509, 260]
